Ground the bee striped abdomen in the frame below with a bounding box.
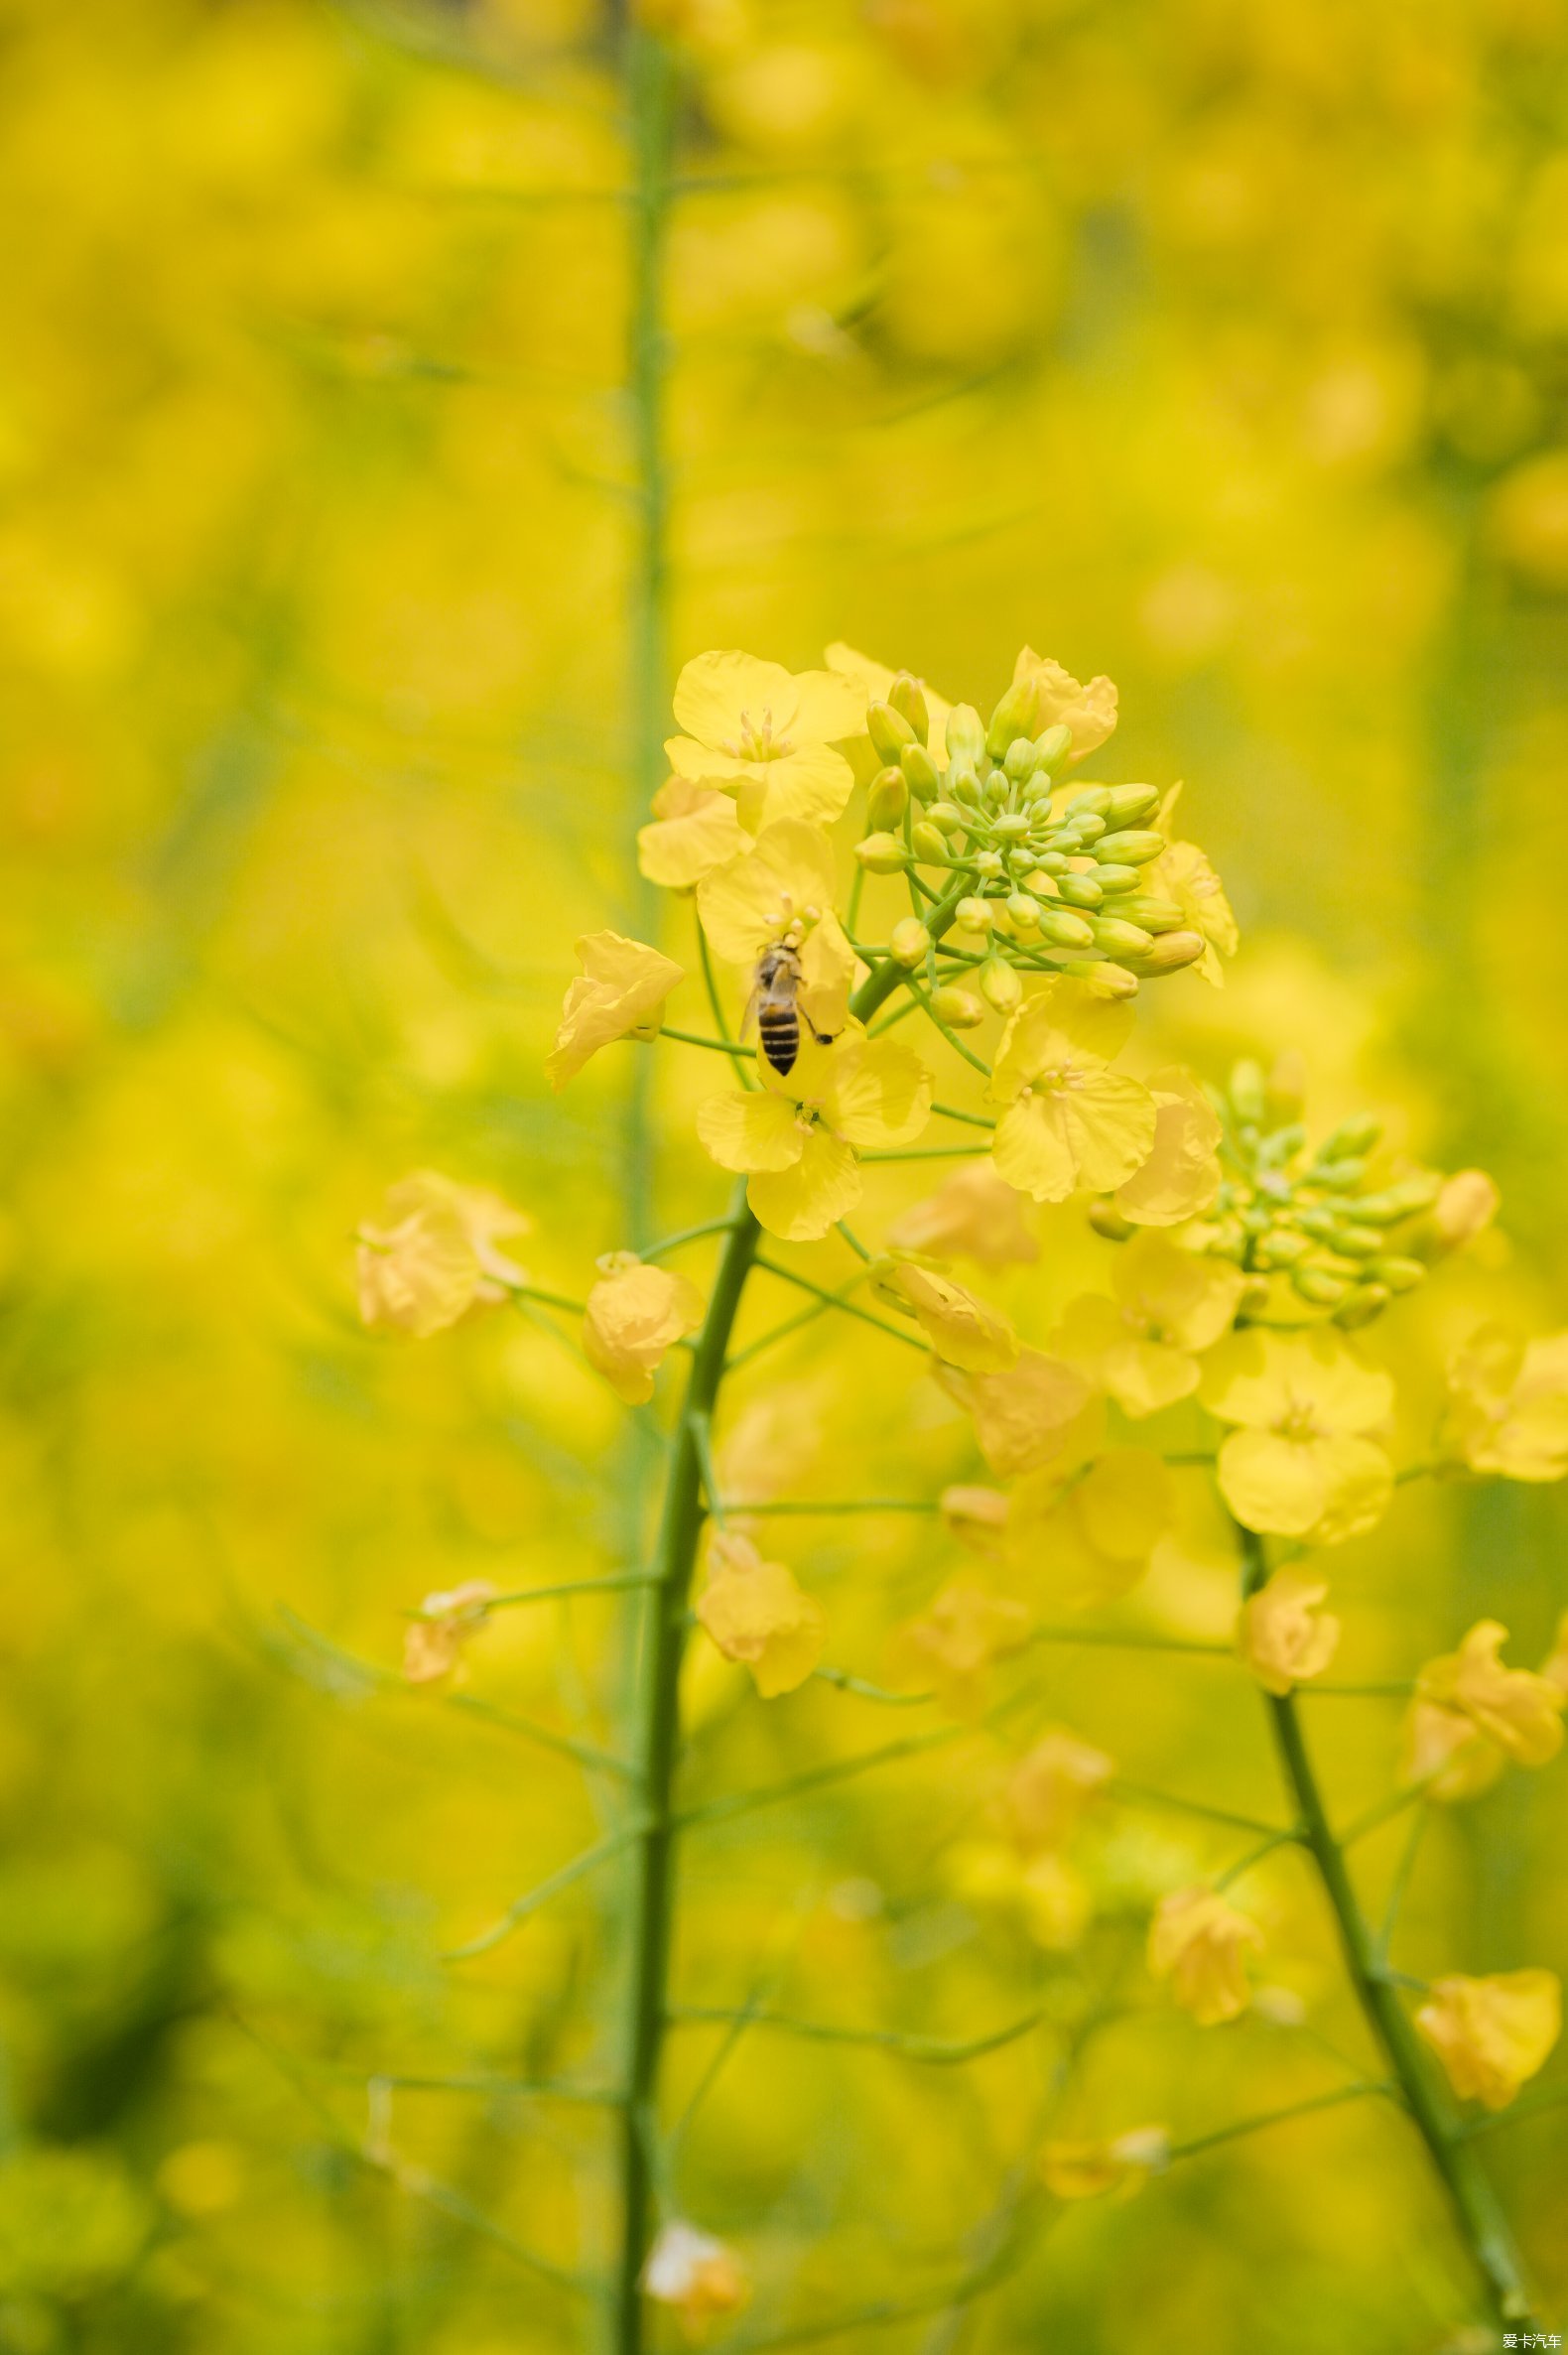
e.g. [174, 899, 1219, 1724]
[757, 1004, 801, 1075]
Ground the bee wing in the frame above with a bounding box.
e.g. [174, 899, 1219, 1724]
[739, 985, 760, 1042]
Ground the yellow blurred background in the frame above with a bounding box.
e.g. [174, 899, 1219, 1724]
[2, 1, 1565, 2347]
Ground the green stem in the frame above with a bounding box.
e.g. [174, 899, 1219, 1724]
[1236, 1524, 1540, 2332]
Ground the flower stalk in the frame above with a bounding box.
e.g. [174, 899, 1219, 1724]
[1238, 1522, 1541, 2333]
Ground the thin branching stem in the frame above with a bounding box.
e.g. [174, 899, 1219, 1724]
[1166, 2078, 1399, 2163]
[1236, 1521, 1543, 2333]
[666, 2002, 1047, 2065]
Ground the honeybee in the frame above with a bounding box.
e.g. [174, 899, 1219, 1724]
[743, 942, 827, 1077]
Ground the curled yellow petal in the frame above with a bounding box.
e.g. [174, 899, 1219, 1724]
[548, 931, 684, 1090]
[1147, 1886, 1263, 2027]
[883, 1262, 1018, 1373]
[582, 1254, 705, 1404]
[638, 777, 751, 888]
[696, 1531, 826, 1698]
[1239, 1569, 1341, 1696]
[1415, 1972, 1561, 2110]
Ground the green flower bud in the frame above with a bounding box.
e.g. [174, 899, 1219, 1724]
[1003, 736, 1038, 782]
[1292, 1262, 1351, 1307]
[1295, 1208, 1341, 1242]
[1132, 930, 1201, 970]
[1329, 1223, 1385, 1258]
[932, 984, 986, 1029]
[867, 701, 915, 764]
[1091, 915, 1154, 956]
[982, 771, 1009, 809]
[985, 678, 1038, 759]
[948, 766, 982, 806]
[1088, 1200, 1135, 1241]
[901, 740, 941, 802]
[1315, 1158, 1368, 1191]
[1006, 891, 1042, 932]
[1065, 786, 1113, 819]
[1007, 848, 1039, 878]
[1028, 850, 1069, 876]
[1253, 1228, 1311, 1268]
[1229, 1060, 1268, 1125]
[954, 896, 993, 934]
[1095, 829, 1164, 863]
[888, 672, 930, 743]
[1058, 873, 1104, 909]
[1074, 960, 1140, 1000]
[1033, 723, 1074, 776]
[1031, 908, 1089, 950]
[947, 704, 985, 767]
[889, 916, 931, 968]
[1369, 1255, 1426, 1292]
[979, 956, 1022, 1014]
[1106, 782, 1161, 824]
[1334, 1283, 1390, 1330]
[992, 811, 1030, 840]
[927, 801, 966, 835]
[1093, 863, 1141, 895]
[1111, 895, 1183, 931]
[854, 831, 909, 873]
[1317, 1113, 1381, 1163]
[1070, 810, 1107, 843]
[974, 850, 1004, 878]
[911, 821, 949, 862]
[866, 765, 909, 830]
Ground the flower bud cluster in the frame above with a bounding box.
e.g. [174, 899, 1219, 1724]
[1177, 1057, 1491, 1328]
[853, 672, 1214, 1000]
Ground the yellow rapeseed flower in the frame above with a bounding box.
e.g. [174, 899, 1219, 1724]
[356, 1171, 529, 1339]
[641, 2219, 750, 2338]
[1052, 1233, 1243, 1417]
[1008, 1446, 1173, 1608]
[582, 1253, 705, 1404]
[696, 817, 856, 1038]
[1148, 1886, 1263, 2026]
[1039, 2127, 1169, 2203]
[667, 648, 866, 830]
[1003, 1728, 1113, 1851]
[875, 1258, 1019, 1373]
[402, 1581, 496, 1685]
[637, 776, 752, 889]
[1006, 646, 1118, 758]
[1201, 1328, 1394, 1543]
[697, 1024, 931, 1242]
[1440, 1325, 1568, 1481]
[547, 931, 685, 1090]
[895, 1582, 1032, 1717]
[1414, 1620, 1564, 1769]
[1415, 1971, 1561, 2110]
[1398, 1699, 1507, 1805]
[1149, 787, 1239, 985]
[1111, 1067, 1224, 1226]
[886, 1162, 1038, 1266]
[695, 1531, 826, 1699]
[987, 983, 1156, 1204]
[936, 1349, 1097, 1479]
[1238, 1568, 1341, 1696]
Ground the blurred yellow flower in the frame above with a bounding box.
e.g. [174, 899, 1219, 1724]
[896, 1582, 1031, 1716]
[1430, 1169, 1501, 1253]
[547, 931, 684, 1090]
[1148, 1886, 1263, 2026]
[987, 984, 1156, 1204]
[1440, 1326, 1568, 1481]
[939, 1485, 1011, 1555]
[876, 1258, 1019, 1372]
[1415, 1972, 1561, 2111]
[697, 1024, 931, 1241]
[1238, 1568, 1341, 1696]
[667, 649, 865, 830]
[582, 1253, 705, 1404]
[637, 777, 752, 889]
[1040, 2126, 1169, 2202]
[1201, 1328, 1393, 1543]
[1112, 1068, 1223, 1226]
[1415, 1620, 1564, 1770]
[1009, 1446, 1173, 1607]
[886, 1161, 1038, 1265]
[356, 1171, 529, 1339]
[937, 1349, 1096, 1478]
[1052, 1232, 1243, 1417]
[1003, 1728, 1113, 1851]
[641, 2219, 750, 2338]
[403, 1581, 496, 1685]
[1398, 1698, 1507, 1805]
[1007, 647, 1117, 757]
[695, 1531, 825, 1698]
[949, 1841, 1092, 1951]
